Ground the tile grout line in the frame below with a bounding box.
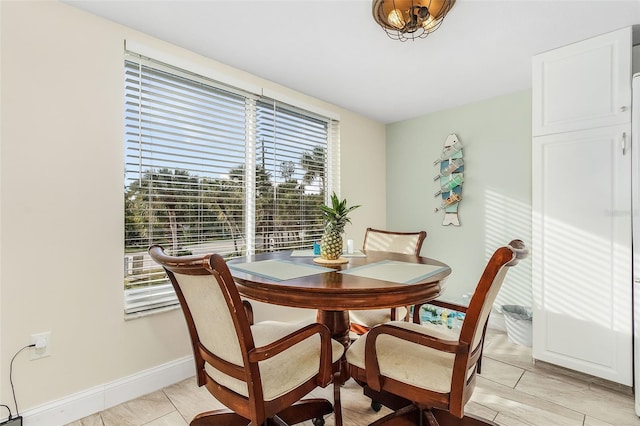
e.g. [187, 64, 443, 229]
[476, 372, 594, 425]
[510, 370, 600, 425]
[512, 367, 525, 389]
[160, 388, 185, 425]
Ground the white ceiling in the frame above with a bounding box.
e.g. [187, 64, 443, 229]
[64, 0, 640, 123]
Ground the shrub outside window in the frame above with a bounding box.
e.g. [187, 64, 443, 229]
[124, 53, 339, 315]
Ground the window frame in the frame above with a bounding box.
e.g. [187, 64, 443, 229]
[123, 51, 340, 316]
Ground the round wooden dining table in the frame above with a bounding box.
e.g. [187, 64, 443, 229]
[228, 250, 450, 425]
[227, 249, 451, 351]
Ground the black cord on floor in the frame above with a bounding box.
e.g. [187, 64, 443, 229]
[1, 403, 13, 421]
[9, 344, 34, 416]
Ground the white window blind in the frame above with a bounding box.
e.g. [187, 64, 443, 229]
[255, 101, 331, 252]
[124, 53, 339, 315]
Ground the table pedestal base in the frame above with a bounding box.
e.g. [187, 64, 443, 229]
[317, 310, 351, 383]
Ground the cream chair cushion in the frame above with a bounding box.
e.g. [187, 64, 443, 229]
[364, 232, 422, 255]
[346, 321, 460, 394]
[349, 307, 408, 328]
[206, 320, 344, 401]
[176, 273, 244, 363]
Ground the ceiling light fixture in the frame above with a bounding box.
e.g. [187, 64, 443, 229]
[372, 0, 456, 42]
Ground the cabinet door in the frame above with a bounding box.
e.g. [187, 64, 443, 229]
[532, 125, 632, 385]
[532, 27, 632, 137]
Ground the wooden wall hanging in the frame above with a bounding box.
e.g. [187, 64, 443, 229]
[434, 134, 463, 226]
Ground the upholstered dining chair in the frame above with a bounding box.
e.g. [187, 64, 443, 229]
[148, 245, 344, 426]
[346, 240, 528, 426]
[349, 228, 427, 335]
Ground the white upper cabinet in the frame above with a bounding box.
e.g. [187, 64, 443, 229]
[532, 27, 632, 136]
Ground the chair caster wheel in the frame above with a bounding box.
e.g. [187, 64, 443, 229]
[371, 400, 382, 412]
[312, 417, 325, 426]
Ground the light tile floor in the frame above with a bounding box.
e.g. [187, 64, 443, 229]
[67, 330, 640, 426]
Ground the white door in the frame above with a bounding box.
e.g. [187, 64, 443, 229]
[633, 74, 640, 415]
[532, 27, 632, 137]
[532, 125, 632, 385]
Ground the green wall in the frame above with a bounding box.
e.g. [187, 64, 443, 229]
[386, 90, 533, 313]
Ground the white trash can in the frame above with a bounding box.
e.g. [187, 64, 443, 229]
[502, 305, 532, 347]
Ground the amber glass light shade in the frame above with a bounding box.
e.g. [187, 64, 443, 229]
[372, 0, 455, 41]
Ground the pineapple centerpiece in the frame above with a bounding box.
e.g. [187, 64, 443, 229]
[319, 193, 360, 260]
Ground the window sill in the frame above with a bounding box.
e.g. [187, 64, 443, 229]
[124, 304, 181, 321]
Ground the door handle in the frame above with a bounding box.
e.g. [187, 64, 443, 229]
[622, 132, 627, 155]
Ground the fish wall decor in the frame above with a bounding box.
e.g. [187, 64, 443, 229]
[433, 133, 463, 226]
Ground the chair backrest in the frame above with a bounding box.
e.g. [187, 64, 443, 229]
[147, 246, 259, 411]
[363, 227, 427, 255]
[451, 239, 529, 415]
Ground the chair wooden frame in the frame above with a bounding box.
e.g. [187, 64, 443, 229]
[347, 240, 528, 426]
[362, 228, 427, 257]
[149, 245, 342, 426]
[350, 228, 427, 335]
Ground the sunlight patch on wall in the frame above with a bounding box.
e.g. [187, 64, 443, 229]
[484, 188, 532, 312]
[532, 212, 632, 335]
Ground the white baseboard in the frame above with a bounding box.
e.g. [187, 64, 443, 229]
[21, 356, 195, 426]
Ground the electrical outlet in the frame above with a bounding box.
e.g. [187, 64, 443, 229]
[30, 331, 51, 360]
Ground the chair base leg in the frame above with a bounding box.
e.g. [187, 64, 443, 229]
[432, 408, 497, 426]
[190, 398, 334, 426]
[367, 405, 498, 426]
[191, 409, 249, 426]
[277, 398, 334, 424]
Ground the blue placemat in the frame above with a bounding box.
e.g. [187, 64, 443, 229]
[339, 260, 448, 284]
[229, 259, 334, 282]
